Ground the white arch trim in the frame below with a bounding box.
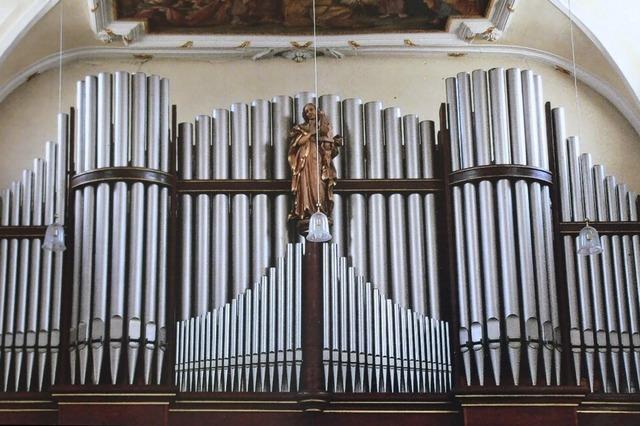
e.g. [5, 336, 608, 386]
[0, 0, 59, 67]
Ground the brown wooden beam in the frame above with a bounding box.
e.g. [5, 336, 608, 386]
[559, 221, 640, 235]
[449, 164, 553, 186]
[177, 178, 443, 194]
[0, 226, 47, 238]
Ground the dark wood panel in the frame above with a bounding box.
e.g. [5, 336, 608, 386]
[449, 164, 553, 186]
[0, 226, 46, 238]
[559, 221, 640, 236]
[177, 178, 443, 194]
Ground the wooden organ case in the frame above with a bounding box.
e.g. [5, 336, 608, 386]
[0, 69, 637, 426]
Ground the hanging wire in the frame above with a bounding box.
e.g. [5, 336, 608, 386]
[567, 0, 582, 138]
[58, 0, 64, 113]
[312, 0, 321, 212]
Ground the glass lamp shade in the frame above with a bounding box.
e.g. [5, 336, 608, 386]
[306, 211, 332, 242]
[577, 224, 602, 256]
[42, 222, 66, 252]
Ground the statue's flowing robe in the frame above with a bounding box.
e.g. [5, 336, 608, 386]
[288, 124, 329, 220]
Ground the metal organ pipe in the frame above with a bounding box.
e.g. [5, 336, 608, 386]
[195, 114, 212, 316]
[580, 153, 605, 391]
[343, 98, 367, 279]
[92, 72, 111, 385]
[365, 101, 388, 296]
[593, 164, 621, 392]
[69, 80, 85, 385]
[157, 77, 171, 384]
[212, 108, 230, 308]
[522, 69, 553, 386]
[79, 75, 97, 386]
[446, 76, 471, 386]
[110, 71, 130, 384]
[231, 103, 250, 296]
[472, 69, 501, 385]
[507, 68, 539, 385]
[456, 72, 486, 385]
[384, 107, 408, 308]
[489, 68, 521, 386]
[251, 99, 271, 284]
[272, 96, 293, 261]
[143, 75, 161, 385]
[420, 121, 439, 320]
[404, 115, 426, 315]
[26, 159, 43, 391]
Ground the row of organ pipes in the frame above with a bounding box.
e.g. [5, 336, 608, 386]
[175, 243, 451, 393]
[446, 68, 559, 387]
[554, 107, 640, 393]
[177, 91, 440, 321]
[0, 115, 67, 391]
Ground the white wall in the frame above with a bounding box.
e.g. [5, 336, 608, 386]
[0, 55, 638, 190]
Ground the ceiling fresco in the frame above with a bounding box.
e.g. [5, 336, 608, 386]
[115, 0, 490, 34]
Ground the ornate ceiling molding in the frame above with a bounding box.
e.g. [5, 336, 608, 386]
[87, 0, 517, 48]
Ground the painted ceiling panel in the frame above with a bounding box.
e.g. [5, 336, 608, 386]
[115, 0, 489, 34]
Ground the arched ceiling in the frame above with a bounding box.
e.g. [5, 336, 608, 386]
[0, 0, 638, 135]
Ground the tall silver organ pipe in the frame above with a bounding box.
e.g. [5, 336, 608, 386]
[92, 72, 111, 385]
[195, 114, 211, 316]
[80, 75, 97, 386]
[179, 123, 194, 321]
[365, 101, 388, 296]
[251, 99, 271, 284]
[231, 103, 250, 296]
[472, 69, 500, 386]
[489, 68, 521, 386]
[272, 96, 293, 260]
[212, 108, 230, 308]
[404, 115, 426, 315]
[420, 121, 440, 320]
[384, 107, 408, 308]
[343, 98, 367, 278]
[110, 71, 129, 384]
[70, 80, 85, 385]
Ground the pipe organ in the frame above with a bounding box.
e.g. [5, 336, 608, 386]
[0, 66, 638, 426]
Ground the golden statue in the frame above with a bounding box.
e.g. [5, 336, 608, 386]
[288, 103, 342, 224]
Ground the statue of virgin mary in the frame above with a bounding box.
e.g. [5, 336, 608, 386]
[288, 103, 342, 222]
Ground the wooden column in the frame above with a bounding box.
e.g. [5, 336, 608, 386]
[298, 241, 327, 412]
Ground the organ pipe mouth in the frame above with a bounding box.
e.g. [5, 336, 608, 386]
[577, 220, 602, 256]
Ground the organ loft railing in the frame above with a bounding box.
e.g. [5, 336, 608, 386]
[0, 68, 638, 404]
